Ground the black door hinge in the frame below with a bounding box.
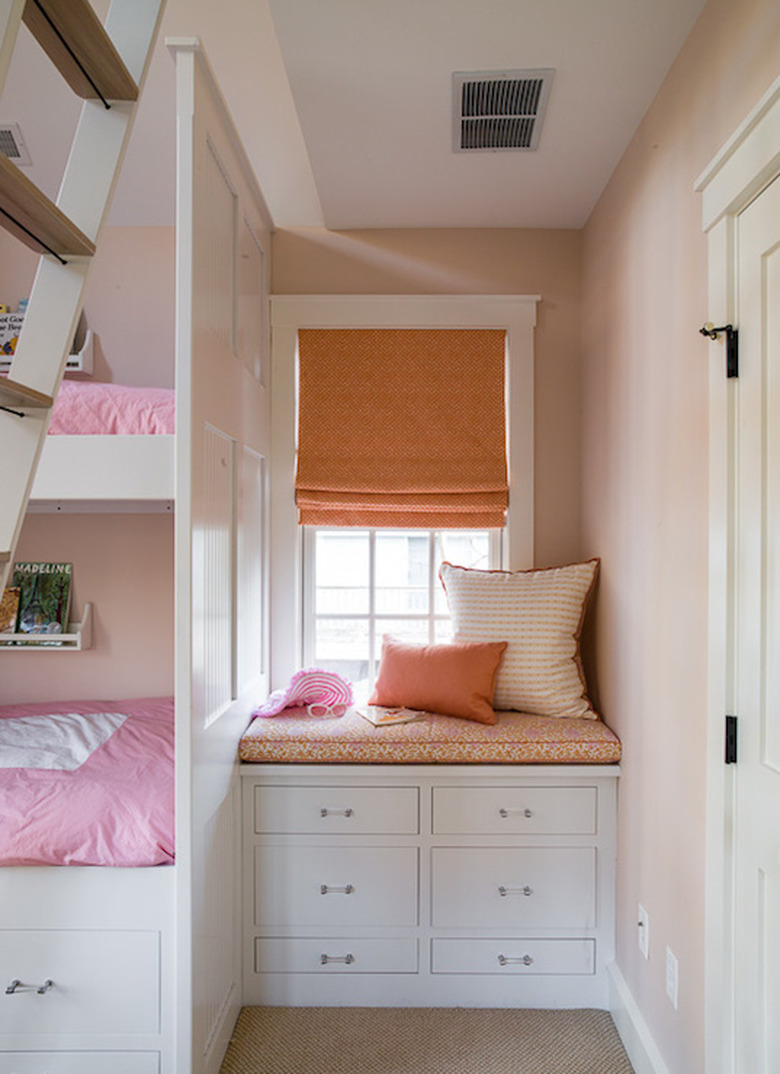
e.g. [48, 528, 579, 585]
[699, 323, 739, 378]
[725, 715, 738, 764]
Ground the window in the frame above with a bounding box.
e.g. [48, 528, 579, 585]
[303, 527, 501, 698]
[269, 296, 537, 690]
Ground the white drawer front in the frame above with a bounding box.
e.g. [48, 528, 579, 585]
[255, 846, 418, 927]
[0, 930, 159, 1036]
[254, 785, 419, 834]
[431, 938, 595, 975]
[432, 786, 597, 835]
[0, 1055, 158, 1074]
[431, 848, 595, 928]
[255, 937, 418, 974]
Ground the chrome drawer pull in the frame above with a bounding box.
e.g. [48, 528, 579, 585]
[498, 954, 533, 967]
[320, 883, 355, 895]
[499, 808, 533, 819]
[320, 953, 355, 965]
[5, 979, 54, 995]
[320, 807, 354, 818]
[498, 884, 533, 898]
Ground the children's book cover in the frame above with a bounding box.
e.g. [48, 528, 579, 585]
[12, 562, 73, 635]
[356, 705, 426, 727]
[0, 587, 20, 633]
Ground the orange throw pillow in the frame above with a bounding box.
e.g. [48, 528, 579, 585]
[368, 636, 508, 725]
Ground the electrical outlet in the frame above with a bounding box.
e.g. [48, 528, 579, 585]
[637, 904, 650, 959]
[665, 947, 679, 1009]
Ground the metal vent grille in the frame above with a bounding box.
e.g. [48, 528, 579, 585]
[0, 123, 32, 166]
[453, 70, 554, 152]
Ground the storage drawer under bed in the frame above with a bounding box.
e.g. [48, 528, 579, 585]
[0, 1054, 159, 1074]
[0, 930, 159, 1037]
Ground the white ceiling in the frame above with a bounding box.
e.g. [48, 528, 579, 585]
[0, 0, 708, 231]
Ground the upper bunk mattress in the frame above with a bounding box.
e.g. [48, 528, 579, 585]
[48, 381, 175, 436]
[0, 696, 174, 867]
[239, 706, 621, 765]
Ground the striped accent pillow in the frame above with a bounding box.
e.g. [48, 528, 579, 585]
[439, 559, 599, 719]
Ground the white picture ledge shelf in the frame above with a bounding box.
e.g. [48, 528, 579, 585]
[0, 601, 93, 650]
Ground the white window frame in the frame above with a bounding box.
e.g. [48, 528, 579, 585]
[302, 526, 503, 686]
[269, 294, 539, 690]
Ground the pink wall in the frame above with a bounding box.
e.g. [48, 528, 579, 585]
[0, 226, 175, 387]
[2, 512, 174, 705]
[273, 227, 583, 568]
[580, 0, 780, 1069]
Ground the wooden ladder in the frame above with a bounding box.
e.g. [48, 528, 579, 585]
[0, 0, 165, 589]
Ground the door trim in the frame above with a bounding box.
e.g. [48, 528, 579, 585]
[695, 76, 780, 1074]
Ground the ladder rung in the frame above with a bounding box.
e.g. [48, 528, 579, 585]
[0, 377, 54, 409]
[0, 551, 9, 564]
[23, 0, 138, 103]
[0, 153, 95, 258]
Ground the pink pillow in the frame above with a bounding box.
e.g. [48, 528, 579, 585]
[368, 636, 508, 725]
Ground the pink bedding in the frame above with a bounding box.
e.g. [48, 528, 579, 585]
[48, 381, 175, 436]
[0, 696, 174, 867]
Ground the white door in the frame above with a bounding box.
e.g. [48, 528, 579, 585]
[733, 173, 780, 1073]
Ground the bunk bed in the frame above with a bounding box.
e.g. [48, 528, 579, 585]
[0, 36, 272, 1074]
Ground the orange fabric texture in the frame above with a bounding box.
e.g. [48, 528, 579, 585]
[368, 636, 508, 725]
[296, 328, 508, 527]
[238, 707, 622, 765]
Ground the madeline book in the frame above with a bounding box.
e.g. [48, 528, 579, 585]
[356, 705, 426, 727]
[0, 587, 20, 634]
[12, 562, 73, 636]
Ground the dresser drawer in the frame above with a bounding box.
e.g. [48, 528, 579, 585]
[0, 930, 159, 1036]
[254, 785, 419, 834]
[431, 847, 595, 928]
[255, 845, 418, 927]
[255, 937, 418, 974]
[0, 1055, 158, 1074]
[431, 938, 595, 975]
[432, 786, 597, 835]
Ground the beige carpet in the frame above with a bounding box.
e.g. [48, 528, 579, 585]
[220, 1007, 635, 1073]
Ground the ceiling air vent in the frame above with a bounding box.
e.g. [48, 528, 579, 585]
[453, 69, 554, 152]
[0, 123, 32, 166]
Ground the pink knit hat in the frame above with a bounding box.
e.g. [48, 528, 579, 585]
[253, 667, 353, 718]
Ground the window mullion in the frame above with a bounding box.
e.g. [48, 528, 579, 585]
[429, 530, 436, 644]
[368, 529, 377, 683]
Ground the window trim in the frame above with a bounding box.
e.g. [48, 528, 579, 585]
[302, 526, 503, 686]
[270, 294, 539, 690]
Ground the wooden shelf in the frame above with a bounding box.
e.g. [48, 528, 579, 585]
[0, 600, 93, 650]
[0, 376, 53, 410]
[0, 153, 96, 258]
[23, 0, 138, 102]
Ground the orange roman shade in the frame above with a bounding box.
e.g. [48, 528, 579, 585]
[296, 328, 508, 528]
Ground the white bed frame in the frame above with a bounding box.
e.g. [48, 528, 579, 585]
[0, 39, 272, 1074]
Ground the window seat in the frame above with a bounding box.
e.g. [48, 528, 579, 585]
[239, 706, 621, 765]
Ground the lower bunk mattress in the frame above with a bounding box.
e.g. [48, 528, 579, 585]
[0, 695, 174, 867]
[239, 707, 621, 765]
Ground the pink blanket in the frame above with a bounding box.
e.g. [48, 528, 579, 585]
[0, 696, 174, 867]
[48, 381, 175, 436]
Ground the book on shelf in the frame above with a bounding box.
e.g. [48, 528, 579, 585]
[356, 705, 426, 727]
[0, 587, 20, 634]
[11, 562, 73, 637]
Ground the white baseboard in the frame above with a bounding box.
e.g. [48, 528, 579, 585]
[609, 962, 671, 1074]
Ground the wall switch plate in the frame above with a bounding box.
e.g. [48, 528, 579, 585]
[637, 903, 650, 959]
[665, 946, 679, 1009]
